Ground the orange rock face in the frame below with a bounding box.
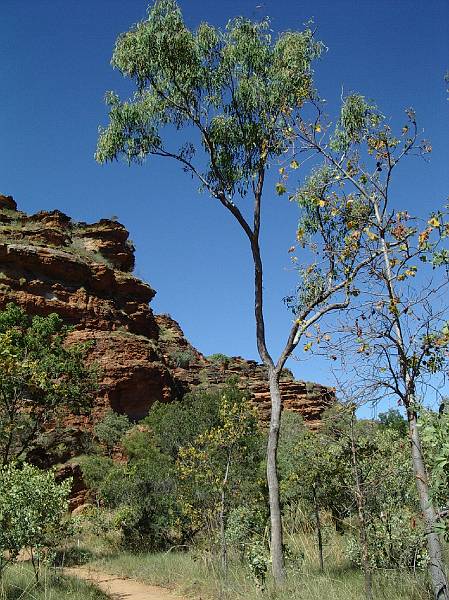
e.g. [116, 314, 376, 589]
[0, 200, 176, 435]
[154, 315, 335, 429]
[0, 195, 334, 434]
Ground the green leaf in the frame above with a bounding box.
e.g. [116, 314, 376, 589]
[275, 182, 287, 195]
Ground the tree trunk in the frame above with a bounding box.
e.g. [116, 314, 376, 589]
[249, 187, 285, 585]
[354, 481, 372, 600]
[312, 484, 324, 571]
[408, 409, 449, 600]
[313, 485, 324, 571]
[220, 450, 232, 578]
[350, 416, 373, 600]
[267, 369, 285, 584]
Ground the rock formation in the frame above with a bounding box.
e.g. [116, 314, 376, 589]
[0, 194, 335, 433]
[155, 314, 335, 429]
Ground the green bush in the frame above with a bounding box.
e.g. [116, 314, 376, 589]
[170, 349, 195, 368]
[226, 505, 268, 567]
[280, 367, 294, 380]
[158, 324, 177, 343]
[207, 353, 230, 368]
[94, 410, 131, 455]
[80, 456, 128, 507]
[346, 507, 427, 570]
[143, 389, 222, 460]
[53, 545, 94, 567]
[80, 434, 180, 551]
[0, 463, 72, 580]
[0, 303, 97, 465]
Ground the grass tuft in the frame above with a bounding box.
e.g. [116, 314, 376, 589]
[0, 563, 108, 600]
[90, 532, 431, 600]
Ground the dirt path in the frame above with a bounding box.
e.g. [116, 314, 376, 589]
[65, 566, 186, 600]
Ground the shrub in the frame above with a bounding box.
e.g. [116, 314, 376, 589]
[158, 324, 177, 343]
[170, 349, 195, 368]
[346, 507, 427, 570]
[0, 463, 72, 580]
[143, 388, 222, 460]
[226, 505, 267, 555]
[280, 367, 294, 380]
[0, 303, 97, 464]
[80, 434, 179, 550]
[94, 410, 131, 455]
[207, 353, 230, 368]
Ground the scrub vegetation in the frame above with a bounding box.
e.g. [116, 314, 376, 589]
[1, 1, 448, 599]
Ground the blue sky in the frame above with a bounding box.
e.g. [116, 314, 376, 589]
[1, 0, 448, 410]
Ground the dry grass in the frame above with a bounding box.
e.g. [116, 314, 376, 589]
[0, 563, 107, 600]
[88, 531, 431, 600]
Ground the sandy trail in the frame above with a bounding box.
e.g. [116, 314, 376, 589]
[65, 566, 186, 600]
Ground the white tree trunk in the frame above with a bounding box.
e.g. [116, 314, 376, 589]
[267, 369, 285, 583]
[408, 410, 449, 600]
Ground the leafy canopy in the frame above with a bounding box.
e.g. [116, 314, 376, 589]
[96, 0, 323, 199]
[0, 303, 97, 464]
[0, 463, 71, 575]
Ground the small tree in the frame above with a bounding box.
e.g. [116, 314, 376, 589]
[283, 80, 449, 597]
[177, 387, 263, 575]
[337, 217, 449, 599]
[0, 463, 71, 581]
[0, 303, 97, 465]
[333, 409, 423, 588]
[94, 410, 131, 456]
[279, 413, 351, 571]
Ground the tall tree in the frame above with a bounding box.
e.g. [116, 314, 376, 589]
[96, 0, 377, 581]
[298, 98, 449, 598]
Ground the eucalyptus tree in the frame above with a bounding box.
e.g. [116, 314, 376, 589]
[293, 97, 449, 598]
[96, 0, 375, 581]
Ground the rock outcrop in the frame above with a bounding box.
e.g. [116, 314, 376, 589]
[0, 199, 177, 429]
[155, 314, 335, 429]
[0, 195, 335, 434]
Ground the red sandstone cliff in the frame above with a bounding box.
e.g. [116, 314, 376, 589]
[155, 314, 335, 429]
[0, 193, 334, 432]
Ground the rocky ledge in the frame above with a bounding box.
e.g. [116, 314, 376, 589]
[155, 314, 335, 429]
[0, 193, 335, 434]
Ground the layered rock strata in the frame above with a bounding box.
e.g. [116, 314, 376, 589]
[0, 195, 176, 427]
[0, 194, 335, 432]
[155, 314, 335, 429]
